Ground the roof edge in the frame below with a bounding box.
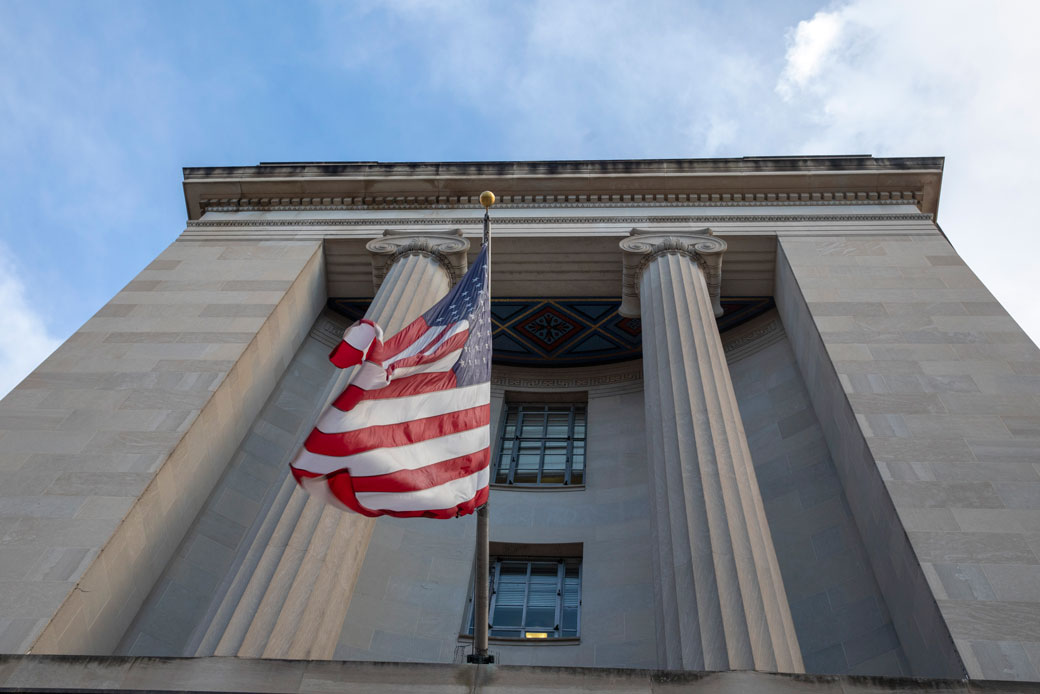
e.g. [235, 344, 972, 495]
[182, 155, 945, 220]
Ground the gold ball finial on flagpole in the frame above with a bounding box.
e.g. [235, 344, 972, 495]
[480, 191, 496, 208]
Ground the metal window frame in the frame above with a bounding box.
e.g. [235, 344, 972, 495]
[467, 557, 582, 640]
[494, 403, 587, 487]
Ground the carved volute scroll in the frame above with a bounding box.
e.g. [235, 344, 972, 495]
[365, 228, 471, 292]
[619, 227, 727, 318]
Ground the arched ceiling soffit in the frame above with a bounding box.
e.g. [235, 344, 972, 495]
[327, 297, 775, 368]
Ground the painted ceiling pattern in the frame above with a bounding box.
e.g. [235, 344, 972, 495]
[327, 297, 775, 367]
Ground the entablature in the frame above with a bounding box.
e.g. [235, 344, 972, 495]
[183, 155, 944, 220]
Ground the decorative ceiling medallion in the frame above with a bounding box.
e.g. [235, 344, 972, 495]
[327, 296, 775, 367]
[518, 307, 580, 350]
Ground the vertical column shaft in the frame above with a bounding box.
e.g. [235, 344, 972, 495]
[622, 232, 803, 673]
[212, 232, 468, 660]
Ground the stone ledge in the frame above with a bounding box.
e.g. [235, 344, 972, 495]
[0, 655, 1035, 693]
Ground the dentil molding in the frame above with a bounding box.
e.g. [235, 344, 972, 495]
[186, 212, 933, 230]
[196, 190, 925, 215]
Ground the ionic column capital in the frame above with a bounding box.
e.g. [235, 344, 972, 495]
[366, 228, 471, 292]
[619, 228, 726, 318]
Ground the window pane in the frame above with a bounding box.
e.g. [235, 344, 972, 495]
[520, 411, 546, 438]
[494, 464, 509, 485]
[502, 411, 517, 439]
[572, 440, 585, 461]
[545, 412, 570, 438]
[494, 562, 527, 629]
[496, 437, 511, 461]
[495, 403, 587, 487]
[513, 441, 541, 483]
[492, 605, 524, 628]
[571, 441, 585, 485]
[540, 469, 565, 485]
[563, 569, 580, 607]
[541, 442, 567, 484]
[573, 409, 586, 438]
[562, 565, 579, 635]
[475, 558, 581, 640]
[525, 563, 558, 629]
[544, 439, 567, 455]
[561, 609, 578, 635]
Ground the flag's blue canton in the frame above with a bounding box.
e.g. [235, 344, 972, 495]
[423, 246, 491, 388]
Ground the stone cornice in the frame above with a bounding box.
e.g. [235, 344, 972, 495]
[182, 156, 944, 220]
[185, 212, 934, 230]
[194, 193, 926, 217]
[185, 155, 943, 179]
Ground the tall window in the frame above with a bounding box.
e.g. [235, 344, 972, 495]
[468, 558, 582, 639]
[494, 403, 586, 486]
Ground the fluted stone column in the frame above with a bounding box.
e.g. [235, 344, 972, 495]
[208, 229, 469, 660]
[620, 229, 803, 673]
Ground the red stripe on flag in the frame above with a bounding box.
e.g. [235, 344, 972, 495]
[377, 484, 490, 519]
[329, 341, 366, 369]
[372, 318, 430, 360]
[305, 405, 489, 457]
[331, 371, 457, 412]
[289, 466, 321, 485]
[323, 468, 489, 518]
[387, 331, 468, 373]
[325, 472, 384, 517]
[351, 450, 489, 493]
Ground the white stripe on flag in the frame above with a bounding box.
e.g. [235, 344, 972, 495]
[292, 426, 490, 477]
[351, 347, 464, 392]
[356, 466, 490, 512]
[317, 383, 490, 434]
[386, 320, 469, 364]
[350, 361, 392, 391]
[387, 348, 463, 379]
[343, 320, 382, 352]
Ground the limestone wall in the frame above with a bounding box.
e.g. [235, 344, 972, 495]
[777, 233, 1040, 681]
[0, 239, 325, 655]
[116, 312, 348, 656]
[334, 362, 656, 668]
[728, 317, 907, 675]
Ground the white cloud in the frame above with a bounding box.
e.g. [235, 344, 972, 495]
[320, 0, 786, 158]
[0, 243, 61, 399]
[777, 10, 844, 98]
[323, 0, 1040, 346]
[774, 0, 1040, 346]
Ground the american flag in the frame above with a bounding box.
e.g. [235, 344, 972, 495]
[289, 245, 491, 518]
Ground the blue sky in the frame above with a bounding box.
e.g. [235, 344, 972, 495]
[1, 0, 1039, 396]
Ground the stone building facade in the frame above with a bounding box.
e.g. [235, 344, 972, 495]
[1, 157, 1039, 690]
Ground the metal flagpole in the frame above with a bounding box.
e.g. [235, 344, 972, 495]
[467, 191, 495, 665]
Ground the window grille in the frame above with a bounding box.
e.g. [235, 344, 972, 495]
[494, 403, 586, 486]
[468, 558, 581, 639]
